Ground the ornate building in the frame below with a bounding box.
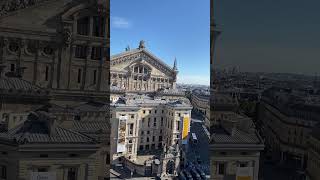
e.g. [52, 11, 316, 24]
[0, 1, 110, 179]
[110, 41, 178, 92]
[0, 0, 109, 101]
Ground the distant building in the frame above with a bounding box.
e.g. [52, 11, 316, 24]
[307, 124, 320, 180]
[190, 89, 210, 126]
[257, 87, 320, 169]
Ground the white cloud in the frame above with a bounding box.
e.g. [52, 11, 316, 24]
[111, 17, 131, 29]
[177, 75, 210, 85]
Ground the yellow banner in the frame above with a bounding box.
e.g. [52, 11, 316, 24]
[182, 116, 189, 140]
[237, 176, 251, 180]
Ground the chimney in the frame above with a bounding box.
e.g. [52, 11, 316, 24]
[221, 119, 237, 136]
[36, 111, 57, 136]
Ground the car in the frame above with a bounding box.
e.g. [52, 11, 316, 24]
[190, 168, 202, 180]
[195, 167, 206, 179]
[183, 170, 193, 180]
[179, 171, 187, 180]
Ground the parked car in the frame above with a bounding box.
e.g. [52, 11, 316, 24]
[179, 171, 187, 180]
[183, 170, 193, 180]
[191, 168, 202, 180]
[196, 167, 206, 179]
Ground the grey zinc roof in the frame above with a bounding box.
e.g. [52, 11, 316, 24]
[73, 101, 108, 112]
[0, 114, 96, 144]
[72, 121, 110, 134]
[211, 128, 261, 144]
[0, 77, 42, 91]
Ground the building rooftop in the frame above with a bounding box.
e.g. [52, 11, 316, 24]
[111, 94, 192, 109]
[0, 111, 97, 145]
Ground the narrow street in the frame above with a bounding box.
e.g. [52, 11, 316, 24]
[184, 110, 210, 175]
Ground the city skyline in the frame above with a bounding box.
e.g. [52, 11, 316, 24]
[110, 0, 210, 85]
[214, 0, 320, 75]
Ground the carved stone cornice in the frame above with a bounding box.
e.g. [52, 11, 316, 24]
[0, 0, 50, 17]
[111, 50, 174, 77]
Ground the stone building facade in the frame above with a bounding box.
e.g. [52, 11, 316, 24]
[0, 0, 109, 101]
[110, 93, 192, 177]
[256, 88, 320, 169]
[110, 41, 178, 92]
[0, 0, 111, 180]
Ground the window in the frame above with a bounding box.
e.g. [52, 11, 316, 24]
[93, 70, 97, 84]
[162, 110, 164, 113]
[10, 64, 15, 72]
[145, 145, 150, 150]
[155, 110, 157, 114]
[139, 145, 143, 150]
[152, 136, 155, 142]
[75, 45, 87, 59]
[129, 124, 134, 135]
[143, 110, 146, 114]
[130, 114, 134, 119]
[39, 154, 48, 158]
[0, 165, 6, 179]
[77, 17, 89, 35]
[77, 69, 82, 83]
[151, 144, 155, 149]
[149, 110, 151, 114]
[158, 143, 162, 149]
[239, 162, 248, 167]
[148, 118, 150, 127]
[106, 153, 110, 165]
[141, 131, 144, 135]
[91, 46, 102, 60]
[161, 118, 163, 126]
[67, 167, 77, 180]
[154, 118, 157, 127]
[38, 167, 48, 172]
[176, 121, 180, 130]
[93, 16, 105, 37]
[45, 66, 49, 81]
[218, 163, 225, 175]
[147, 137, 149, 142]
[147, 131, 150, 134]
[159, 136, 162, 141]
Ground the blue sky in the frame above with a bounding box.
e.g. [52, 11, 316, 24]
[110, 0, 210, 85]
[214, 0, 320, 75]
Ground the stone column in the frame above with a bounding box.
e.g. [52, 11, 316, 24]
[89, 16, 93, 36]
[81, 42, 91, 90]
[67, 44, 76, 89]
[0, 37, 7, 64]
[49, 47, 57, 89]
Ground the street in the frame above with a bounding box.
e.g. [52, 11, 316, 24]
[184, 111, 210, 175]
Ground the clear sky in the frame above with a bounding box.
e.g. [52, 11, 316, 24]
[110, 0, 210, 85]
[214, 0, 320, 75]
